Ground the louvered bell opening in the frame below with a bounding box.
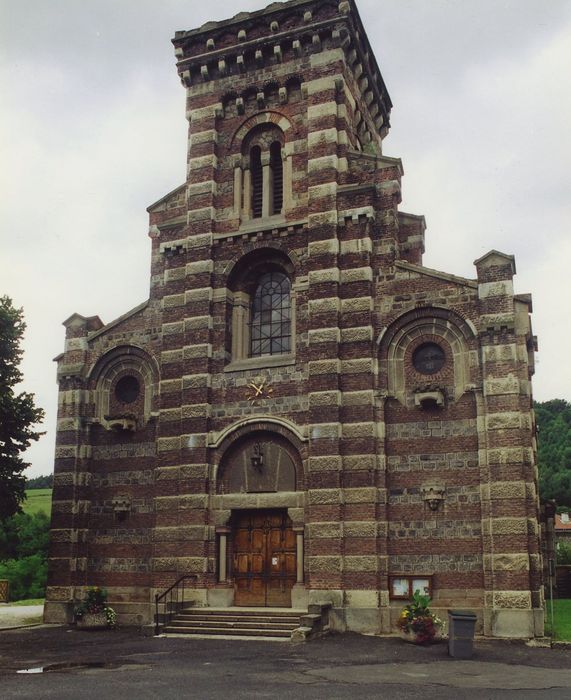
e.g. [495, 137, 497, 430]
[270, 141, 283, 215]
[251, 145, 263, 218]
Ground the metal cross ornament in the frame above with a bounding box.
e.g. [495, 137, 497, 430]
[246, 377, 273, 402]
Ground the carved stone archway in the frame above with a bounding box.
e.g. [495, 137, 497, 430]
[208, 420, 307, 608]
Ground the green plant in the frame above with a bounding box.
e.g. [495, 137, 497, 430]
[0, 296, 45, 520]
[0, 554, 47, 600]
[545, 599, 571, 641]
[557, 540, 571, 565]
[397, 591, 443, 644]
[74, 586, 116, 626]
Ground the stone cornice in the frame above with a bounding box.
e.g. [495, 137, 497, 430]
[87, 300, 150, 343]
[172, 0, 391, 136]
[395, 260, 478, 289]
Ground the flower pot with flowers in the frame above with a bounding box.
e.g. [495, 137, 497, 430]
[397, 591, 443, 644]
[75, 587, 117, 629]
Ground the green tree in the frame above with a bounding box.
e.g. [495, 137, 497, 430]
[0, 511, 50, 600]
[0, 554, 48, 600]
[0, 296, 44, 520]
[26, 474, 53, 489]
[536, 399, 571, 507]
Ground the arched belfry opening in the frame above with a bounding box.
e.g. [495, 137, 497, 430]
[239, 123, 286, 221]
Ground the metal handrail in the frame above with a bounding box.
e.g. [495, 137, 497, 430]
[154, 575, 197, 636]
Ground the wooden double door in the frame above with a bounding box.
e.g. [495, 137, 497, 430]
[232, 510, 296, 607]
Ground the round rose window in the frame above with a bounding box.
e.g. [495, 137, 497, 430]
[115, 375, 140, 404]
[412, 343, 445, 375]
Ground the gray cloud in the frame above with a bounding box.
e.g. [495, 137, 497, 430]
[1, 0, 569, 476]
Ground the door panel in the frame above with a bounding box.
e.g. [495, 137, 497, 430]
[232, 510, 296, 607]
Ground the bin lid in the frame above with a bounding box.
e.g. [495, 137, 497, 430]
[448, 609, 477, 619]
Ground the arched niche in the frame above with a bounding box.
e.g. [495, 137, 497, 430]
[378, 307, 477, 405]
[89, 345, 159, 431]
[217, 430, 300, 495]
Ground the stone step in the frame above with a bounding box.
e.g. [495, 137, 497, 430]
[161, 607, 306, 640]
[163, 624, 293, 638]
[169, 619, 298, 631]
[179, 608, 301, 618]
[175, 614, 299, 625]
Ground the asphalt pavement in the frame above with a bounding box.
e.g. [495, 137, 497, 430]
[1, 625, 570, 699]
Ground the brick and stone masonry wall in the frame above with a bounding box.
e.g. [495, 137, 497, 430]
[45, 0, 541, 636]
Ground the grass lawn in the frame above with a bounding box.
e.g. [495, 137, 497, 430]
[546, 599, 571, 641]
[22, 489, 52, 517]
[8, 599, 45, 606]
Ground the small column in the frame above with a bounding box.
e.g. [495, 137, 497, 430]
[233, 165, 243, 218]
[261, 152, 271, 218]
[295, 529, 304, 584]
[231, 292, 250, 360]
[283, 152, 293, 212]
[242, 167, 252, 220]
[218, 529, 230, 583]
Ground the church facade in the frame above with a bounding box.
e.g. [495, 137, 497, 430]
[45, 0, 543, 638]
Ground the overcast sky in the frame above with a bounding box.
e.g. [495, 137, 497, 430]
[1, 0, 570, 477]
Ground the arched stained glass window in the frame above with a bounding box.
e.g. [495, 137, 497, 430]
[250, 272, 291, 356]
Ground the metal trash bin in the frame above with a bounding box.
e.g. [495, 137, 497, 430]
[448, 609, 477, 659]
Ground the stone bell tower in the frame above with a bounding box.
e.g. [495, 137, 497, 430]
[146, 0, 410, 619]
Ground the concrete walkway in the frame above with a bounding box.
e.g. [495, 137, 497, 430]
[0, 604, 44, 629]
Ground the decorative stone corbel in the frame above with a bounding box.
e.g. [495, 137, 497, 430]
[112, 496, 131, 513]
[112, 496, 131, 521]
[414, 390, 445, 409]
[421, 483, 446, 511]
[105, 414, 137, 432]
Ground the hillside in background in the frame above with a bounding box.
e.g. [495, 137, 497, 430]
[536, 399, 571, 508]
[26, 474, 53, 489]
[22, 489, 52, 518]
